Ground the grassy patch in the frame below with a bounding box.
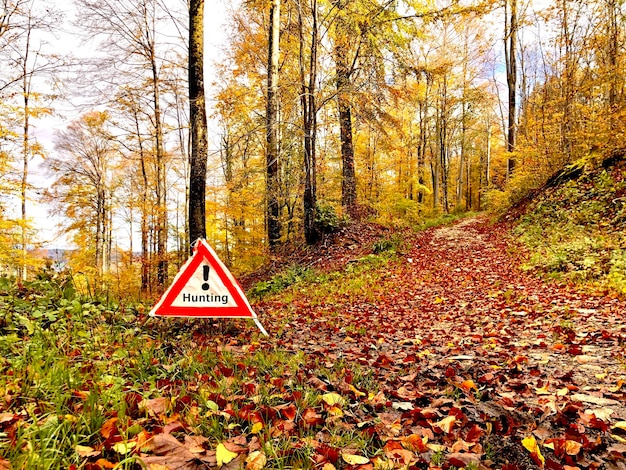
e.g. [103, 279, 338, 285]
[0, 276, 386, 469]
[513, 164, 626, 295]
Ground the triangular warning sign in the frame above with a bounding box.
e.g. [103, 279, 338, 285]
[149, 239, 267, 334]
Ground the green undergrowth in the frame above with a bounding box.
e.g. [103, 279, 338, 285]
[513, 158, 626, 295]
[0, 275, 382, 469]
[249, 234, 403, 303]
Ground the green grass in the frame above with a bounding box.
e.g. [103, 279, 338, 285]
[0, 275, 388, 469]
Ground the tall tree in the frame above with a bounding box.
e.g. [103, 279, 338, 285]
[75, 0, 172, 286]
[266, 0, 281, 247]
[188, 0, 208, 247]
[504, 0, 517, 177]
[48, 111, 117, 278]
[333, 0, 357, 217]
[298, 0, 319, 244]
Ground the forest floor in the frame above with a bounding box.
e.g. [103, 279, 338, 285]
[247, 215, 626, 470]
[2, 215, 626, 470]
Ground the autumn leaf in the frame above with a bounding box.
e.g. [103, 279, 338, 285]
[535, 383, 551, 395]
[246, 450, 267, 470]
[612, 421, 626, 431]
[302, 408, 324, 426]
[322, 392, 344, 406]
[76, 444, 100, 457]
[402, 434, 428, 453]
[100, 417, 118, 440]
[341, 453, 370, 465]
[112, 441, 136, 455]
[434, 415, 456, 433]
[459, 379, 477, 391]
[564, 440, 582, 456]
[216, 443, 238, 467]
[95, 459, 117, 469]
[522, 435, 545, 467]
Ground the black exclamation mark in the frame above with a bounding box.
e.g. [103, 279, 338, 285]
[202, 265, 210, 291]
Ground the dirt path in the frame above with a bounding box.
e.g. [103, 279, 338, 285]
[255, 216, 626, 469]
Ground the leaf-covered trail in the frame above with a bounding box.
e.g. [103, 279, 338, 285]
[255, 216, 626, 469]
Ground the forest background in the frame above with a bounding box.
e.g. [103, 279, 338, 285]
[0, 0, 624, 299]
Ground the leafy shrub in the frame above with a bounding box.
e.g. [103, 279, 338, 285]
[249, 264, 316, 299]
[372, 234, 403, 254]
[314, 203, 344, 235]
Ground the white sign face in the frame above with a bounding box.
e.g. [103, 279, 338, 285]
[169, 263, 237, 308]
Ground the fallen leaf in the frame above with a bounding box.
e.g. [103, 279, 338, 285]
[112, 441, 136, 455]
[434, 415, 456, 433]
[95, 459, 116, 469]
[460, 379, 477, 391]
[322, 392, 344, 406]
[571, 394, 620, 406]
[342, 453, 370, 465]
[609, 380, 624, 392]
[100, 417, 118, 440]
[612, 421, 626, 431]
[522, 435, 545, 466]
[146, 465, 169, 470]
[564, 440, 582, 456]
[217, 443, 238, 467]
[535, 384, 551, 395]
[586, 408, 614, 421]
[246, 450, 267, 470]
[141, 397, 170, 417]
[348, 384, 366, 397]
[76, 444, 100, 458]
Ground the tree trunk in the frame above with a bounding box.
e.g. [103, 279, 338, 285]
[333, 1, 357, 217]
[299, 0, 319, 245]
[266, 0, 281, 247]
[188, 0, 208, 251]
[505, 0, 517, 176]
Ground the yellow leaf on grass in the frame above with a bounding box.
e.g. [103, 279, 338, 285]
[112, 441, 136, 455]
[246, 450, 267, 470]
[76, 445, 100, 457]
[342, 453, 370, 465]
[327, 405, 344, 417]
[216, 443, 238, 466]
[349, 384, 366, 397]
[521, 435, 545, 466]
[322, 393, 344, 406]
[251, 422, 264, 434]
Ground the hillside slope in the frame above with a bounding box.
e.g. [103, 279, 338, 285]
[509, 151, 626, 297]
